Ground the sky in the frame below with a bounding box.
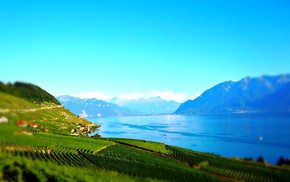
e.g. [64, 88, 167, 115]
[0, 0, 289, 102]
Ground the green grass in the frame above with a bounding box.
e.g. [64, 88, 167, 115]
[0, 92, 39, 109]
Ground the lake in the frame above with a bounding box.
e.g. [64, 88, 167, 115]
[89, 114, 290, 164]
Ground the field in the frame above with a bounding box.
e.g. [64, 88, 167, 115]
[1, 92, 290, 182]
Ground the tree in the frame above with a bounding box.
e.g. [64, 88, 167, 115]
[277, 157, 285, 166]
[257, 156, 265, 163]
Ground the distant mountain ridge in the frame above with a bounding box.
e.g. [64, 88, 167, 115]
[174, 74, 290, 114]
[56, 95, 138, 117]
[0, 81, 60, 105]
[56, 95, 181, 117]
[110, 96, 181, 115]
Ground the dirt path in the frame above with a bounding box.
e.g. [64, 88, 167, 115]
[0, 105, 63, 113]
[93, 143, 116, 155]
[115, 142, 242, 182]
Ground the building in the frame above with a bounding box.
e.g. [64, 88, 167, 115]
[0, 116, 8, 123]
[16, 120, 28, 127]
[28, 122, 39, 128]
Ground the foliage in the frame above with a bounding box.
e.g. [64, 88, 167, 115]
[0, 81, 60, 104]
[257, 156, 265, 163]
[277, 157, 285, 166]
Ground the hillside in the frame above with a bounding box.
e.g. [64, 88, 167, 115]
[175, 74, 290, 114]
[56, 95, 138, 117]
[1, 83, 290, 182]
[0, 92, 98, 135]
[0, 81, 60, 105]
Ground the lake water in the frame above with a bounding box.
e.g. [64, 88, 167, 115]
[89, 114, 290, 164]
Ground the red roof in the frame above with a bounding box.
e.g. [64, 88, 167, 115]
[28, 122, 39, 126]
[16, 120, 39, 126]
[16, 120, 28, 126]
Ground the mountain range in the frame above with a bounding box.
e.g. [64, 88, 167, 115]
[174, 74, 290, 114]
[109, 96, 180, 115]
[56, 95, 137, 117]
[56, 95, 181, 117]
[56, 74, 290, 117]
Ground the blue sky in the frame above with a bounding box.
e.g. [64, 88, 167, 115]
[0, 0, 289, 101]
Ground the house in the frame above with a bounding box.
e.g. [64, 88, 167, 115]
[28, 122, 39, 128]
[0, 116, 8, 123]
[84, 126, 90, 132]
[16, 120, 28, 127]
[16, 120, 39, 128]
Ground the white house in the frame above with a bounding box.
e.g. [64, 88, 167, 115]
[0, 117, 8, 123]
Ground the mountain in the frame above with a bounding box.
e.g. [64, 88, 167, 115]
[174, 74, 290, 114]
[56, 95, 138, 117]
[250, 82, 290, 113]
[109, 96, 181, 115]
[0, 81, 60, 105]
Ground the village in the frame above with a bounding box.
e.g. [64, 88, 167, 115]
[0, 116, 100, 136]
[70, 123, 100, 136]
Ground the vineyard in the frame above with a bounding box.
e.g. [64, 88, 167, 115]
[1, 91, 290, 181]
[0, 129, 223, 182]
[109, 138, 170, 154]
[102, 138, 290, 182]
[1, 133, 290, 182]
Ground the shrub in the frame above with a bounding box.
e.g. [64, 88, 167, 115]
[277, 157, 285, 166]
[257, 156, 265, 163]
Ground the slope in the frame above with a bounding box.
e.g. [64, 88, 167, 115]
[0, 81, 60, 105]
[175, 74, 290, 114]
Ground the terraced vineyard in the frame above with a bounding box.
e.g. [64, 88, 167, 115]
[102, 138, 290, 182]
[110, 138, 170, 154]
[165, 145, 290, 182]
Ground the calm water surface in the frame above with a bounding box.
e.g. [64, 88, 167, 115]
[90, 114, 290, 164]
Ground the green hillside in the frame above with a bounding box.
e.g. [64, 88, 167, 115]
[0, 81, 60, 105]
[1, 90, 290, 182]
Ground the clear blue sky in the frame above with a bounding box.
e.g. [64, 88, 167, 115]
[0, 0, 289, 99]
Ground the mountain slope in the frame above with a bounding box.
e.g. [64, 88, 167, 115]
[56, 95, 138, 117]
[0, 81, 60, 105]
[174, 74, 290, 114]
[250, 82, 290, 113]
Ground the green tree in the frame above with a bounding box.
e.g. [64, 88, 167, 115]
[257, 156, 265, 163]
[277, 157, 285, 166]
